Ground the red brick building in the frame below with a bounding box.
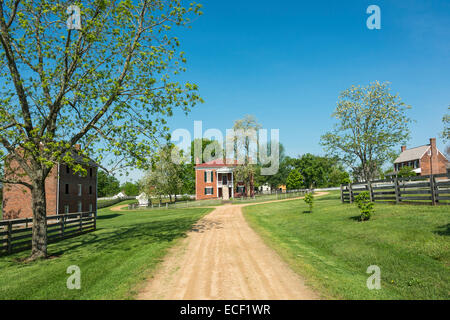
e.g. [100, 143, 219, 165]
[2, 152, 98, 220]
[393, 138, 448, 176]
[195, 158, 248, 200]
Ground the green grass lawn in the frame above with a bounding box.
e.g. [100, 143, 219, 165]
[0, 201, 212, 299]
[243, 192, 450, 299]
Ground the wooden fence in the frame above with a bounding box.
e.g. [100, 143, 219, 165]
[0, 211, 96, 256]
[341, 173, 450, 205]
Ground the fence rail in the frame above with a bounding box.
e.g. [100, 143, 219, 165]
[0, 211, 96, 256]
[340, 173, 450, 205]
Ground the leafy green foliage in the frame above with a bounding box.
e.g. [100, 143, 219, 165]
[304, 192, 314, 212]
[97, 170, 121, 197]
[142, 145, 186, 201]
[289, 154, 349, 188]
[397, 166, 416, 178]
[120, 181, 141, 197]
[354, 191, 374, 221]
[442, 105, 449, 143]
[320, 81, 412, 182]
[0, 0, 203, 257]
[286, 169, 304, 190]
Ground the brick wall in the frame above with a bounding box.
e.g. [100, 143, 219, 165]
[420, 152, 448, 175]
[2, 162, 97, 220]
[195, 168, 217, 200]
[58, 164, 97, 214]
[2, 160, 58, 219]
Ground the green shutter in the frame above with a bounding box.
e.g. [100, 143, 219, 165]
[211, 171, 213, 182]
[204, 171, 207, 182]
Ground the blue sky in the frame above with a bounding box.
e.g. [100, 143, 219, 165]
[125, 0, 450, 182]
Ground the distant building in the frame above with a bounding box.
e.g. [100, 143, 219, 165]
[195, 158, 250, 200]
[393, 138, 448, 176]
[258, 183, 271, 194]
[2, 146, 98, 220]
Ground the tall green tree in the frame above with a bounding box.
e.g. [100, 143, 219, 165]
[320, 81, 412, 182]
[0, 0, 202, 259]
[231, 115, 261, 197]
[142, 145, 185, 202]
[120, 181, 140, 197]
[442, 106, 449, 157]
[97, 170, 120, 197]
[286, 169, 304, 190]
[289, 154, 349, 188]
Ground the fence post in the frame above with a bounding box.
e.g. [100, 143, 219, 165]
[7, 221, 12, 254]
[367, 181, 373, 202]
[348, 183, 353, 204]
[93, 211, 97, 231]
[340, 185, 344, 203]
[430, 175, 436, 206]
[166, 203, 168, 209]
[79, 213, 83, 233]
[394, 177, 400, 204]
[61, 215, 65, 238]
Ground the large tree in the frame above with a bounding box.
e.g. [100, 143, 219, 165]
[286, 169, 304, 190]
[442, 106, 449, 157]
[0, 0, 202, 259]
[97, 170, 120, 197]
[320, 81, 412, 182]
[142, 144, 185, 202]
[230, 115, 261, 197]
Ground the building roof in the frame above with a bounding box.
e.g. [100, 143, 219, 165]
[394, 145, 430, 164]
[195, 158, 239, 168]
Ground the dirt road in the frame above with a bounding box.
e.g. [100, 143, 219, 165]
[137, 195, 326, 300]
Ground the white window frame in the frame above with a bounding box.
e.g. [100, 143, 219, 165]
[64, 205, 69, 214]
[77, 201, 82, 213]
[78, 184, 82, 196]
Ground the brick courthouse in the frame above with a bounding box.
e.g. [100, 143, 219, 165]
[2, 147, 98, 220]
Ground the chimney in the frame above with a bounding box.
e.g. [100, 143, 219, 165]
[195, 157, 200, 165]
[429, 138, 438, 175]
[401, 145, 406, 152]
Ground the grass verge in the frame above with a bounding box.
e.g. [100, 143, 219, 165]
[243, 192, 449, 299]
[0, 202, 212, 299]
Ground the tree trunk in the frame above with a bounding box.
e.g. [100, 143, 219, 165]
[29, 179, 48, 260]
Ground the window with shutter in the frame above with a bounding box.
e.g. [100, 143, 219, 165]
[204, 171, 207, 182]
[211, 171, 213, 182]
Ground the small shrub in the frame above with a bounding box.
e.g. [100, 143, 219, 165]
[354, 191, 374, 221]
[304, 192, 314, 212]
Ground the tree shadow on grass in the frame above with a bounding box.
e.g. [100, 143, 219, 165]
[97, 213, 122, 220]
[434, 223, 449, 236]
[349, 215, 362, 221]
[49, 217, 198, 257]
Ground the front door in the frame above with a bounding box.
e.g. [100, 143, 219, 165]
[223, 175, 228, 185]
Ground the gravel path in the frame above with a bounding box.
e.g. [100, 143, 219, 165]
[137, 194, 327, 300]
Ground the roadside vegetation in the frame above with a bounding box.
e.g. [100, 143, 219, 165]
[243, 191, 449, 299]
[0, 202, 211, 299]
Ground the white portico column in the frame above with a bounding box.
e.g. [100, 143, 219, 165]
[217, 170, 219, 199]
[231, 172, 234, 198]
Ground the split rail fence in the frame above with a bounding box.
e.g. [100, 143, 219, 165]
[340, 173, 450, 205]
[0, 211, 96, 256]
